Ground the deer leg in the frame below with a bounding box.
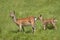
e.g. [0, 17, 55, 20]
[22, 26, 25, 32]
[52, 22, 57, 30]
[32, 26, 35, 32]
[43, 24, 46, 30]
[31, 23, 36, 33]
[19, 24, 22, 32]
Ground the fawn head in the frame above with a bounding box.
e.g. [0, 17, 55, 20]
[38, 14, 42, 20]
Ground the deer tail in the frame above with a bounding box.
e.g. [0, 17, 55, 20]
[34, 17, 37, 21]
[54, 19, 58, 22]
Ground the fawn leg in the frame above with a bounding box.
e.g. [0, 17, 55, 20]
[43, 25, 46, 30]
[52, 22, 57, 30]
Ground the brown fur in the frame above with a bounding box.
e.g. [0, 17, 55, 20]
[10, 11, 36, 32]
[38, 15, 57, 30]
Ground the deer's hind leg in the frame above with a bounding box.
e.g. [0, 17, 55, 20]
[31, 21, 36, 33]
[52, 22, 57, 30]
[22, 26, 25, 32]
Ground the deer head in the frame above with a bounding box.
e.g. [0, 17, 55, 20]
[38, 15, 43, 22]
[10, 11, 16, 23]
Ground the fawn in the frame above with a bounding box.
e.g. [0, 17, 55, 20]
[38, 15, 57, 30]
[10, 11, 37, 32]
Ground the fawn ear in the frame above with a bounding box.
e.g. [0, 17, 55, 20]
[40, 14, 42, 17]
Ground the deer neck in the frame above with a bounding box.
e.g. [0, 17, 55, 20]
[12, 16, 17, 23]
[40, 17, 44, 22]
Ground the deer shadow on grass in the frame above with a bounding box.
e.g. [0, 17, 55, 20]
[25, 30, 32, 33]
[10, 30, 32, 33]
[46, 24, 55, 30]
[10, 29, 23, 33]
[10, 30, 19, 33]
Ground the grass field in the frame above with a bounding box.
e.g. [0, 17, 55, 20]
[0, 0, 60, 40]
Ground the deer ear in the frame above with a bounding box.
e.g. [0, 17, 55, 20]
[40, 14, 42, 17]
[12, 10, 15, 14]
[10, 10, 15, 16]
[10, 10, 15, 14]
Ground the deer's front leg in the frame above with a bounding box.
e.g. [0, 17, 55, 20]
[19, 24, 22, 32]
[43, 24, 46, 30]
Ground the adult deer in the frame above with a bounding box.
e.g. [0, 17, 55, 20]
[38, 15, 57, 30]
[10, 11, 37, 32]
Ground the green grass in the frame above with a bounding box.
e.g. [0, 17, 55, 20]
[0, 0, 60, 40]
